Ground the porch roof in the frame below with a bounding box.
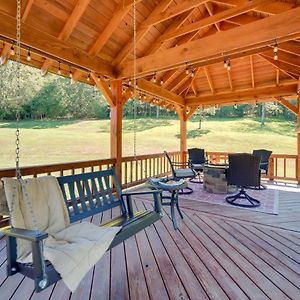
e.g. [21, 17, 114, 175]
[0, 0, 299, 111]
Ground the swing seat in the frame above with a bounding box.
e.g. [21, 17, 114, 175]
[2, 168, 162, 292]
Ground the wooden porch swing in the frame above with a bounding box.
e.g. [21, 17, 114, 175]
[1, 0, 162, 293]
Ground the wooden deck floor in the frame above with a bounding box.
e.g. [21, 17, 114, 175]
[0, 183, 300, 300]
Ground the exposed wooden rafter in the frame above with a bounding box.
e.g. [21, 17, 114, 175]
[112, 0, 173, 66]
[137, 78, 185, 106]
[91, 73, 115, 107]
[159, 0, 268, 43]
[186, 81, 298, 106]
[120, 7, 300, 78]
[0, 43, 11, 65]
[41, 0, 92, 76]
[22, 0, 34, 22]
[0, 10, 114, 77]
[204, 66, 215, 94]
[250, 55, 255, 88]
[275, 97, 298, 115]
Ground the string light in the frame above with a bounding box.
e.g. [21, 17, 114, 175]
[160, 78, 163, 85]
[227, 59, 231, 71]
[185, 63, 189, 75]
[97, 75, 100, 82]
[234, 103, 237, 109]
[87, 73, 91, 82]
[26, 48, 31, 61]
[10, 45, 15, 56]
[191, 69, 195, 78]
[224, 58, 228, 69]
[108, 83, 111, 90]
[129, 79, 132, 85]
[57, 61, 61, 75]
[69, 67, 73, 79]
[153, 72, 157, 83]
[274, 39, 278, 60]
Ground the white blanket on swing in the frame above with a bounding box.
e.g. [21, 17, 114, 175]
[2, 176, 121, 292]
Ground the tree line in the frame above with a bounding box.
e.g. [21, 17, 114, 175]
[0, 62, 297, 122]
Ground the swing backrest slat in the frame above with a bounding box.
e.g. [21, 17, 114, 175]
[57, 168, 125, 223]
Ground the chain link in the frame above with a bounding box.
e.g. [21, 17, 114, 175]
[133, 0, 137, 160]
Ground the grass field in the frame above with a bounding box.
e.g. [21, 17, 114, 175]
[0, 118, 297, 169]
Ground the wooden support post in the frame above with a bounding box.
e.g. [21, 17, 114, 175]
[110, 80, 123, 182]
[297, 86, 300, 184]
[175, 105, 187, 163]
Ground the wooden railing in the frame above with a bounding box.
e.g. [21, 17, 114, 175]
[205, 151, 299, 182]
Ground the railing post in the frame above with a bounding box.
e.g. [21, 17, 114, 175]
[175, 105, 187, 163]
[297, 88, 300, 184]
[269, 157, 274, 181]
[110, 80, 123, 182]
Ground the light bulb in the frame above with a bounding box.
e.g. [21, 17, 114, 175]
[129, 79, 132, 85]
[69, 71, 73, 78]
[224, 60, 228, 68]
[274, 52, 278, 60]
[274, 44, 278, 52]
[153, 77, 156, 83]
[160, 79, 163, 85]
[234, 104, 237, 109]
[109, 84, 111, 90]
[26, 52, 31, 61]
[191, 70, 194, 78]
[185, 68, 189, 75]
[97, 76, 100, 82]
[87, 74, 90, 81]
[227, 65, 231, 71]
[57, 68, 61, 75]
[10, 46, 15, 56]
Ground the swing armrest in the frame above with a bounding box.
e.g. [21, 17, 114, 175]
[2, 227, 48, 242]
[121, 189, 162, 215]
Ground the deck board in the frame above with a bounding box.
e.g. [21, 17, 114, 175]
[0, 183, 300, 300]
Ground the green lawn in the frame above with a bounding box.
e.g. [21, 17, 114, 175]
[0, 118, 297, 168]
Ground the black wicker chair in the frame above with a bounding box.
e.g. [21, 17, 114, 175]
[226, 153, 261, 208]
[188, 148, 206, 183]
[252, 149, 272, 189]
[164, 151, 195, 194]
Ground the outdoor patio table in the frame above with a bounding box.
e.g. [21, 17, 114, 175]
[125, 178, 187, 229]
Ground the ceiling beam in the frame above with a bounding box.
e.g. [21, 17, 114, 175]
[0, 11, 115, 77]
[275, 97, 298, 115]
[0, 43, 12, 65]
[186, 81, 298, 106]
[112, 0, 173, 66]
[159, 0, 269, 43]
[250, 55, 255, 88]
[204, 66, 215, 94]
[137, 78, 185, 106]
[141, 0, 209, 28]
[204, 2, 221, 31]
[22, 0, 34, 22]
[120, 7, 300, 78]
[40, 0, 91, 76]
[91, 73, 115, 107]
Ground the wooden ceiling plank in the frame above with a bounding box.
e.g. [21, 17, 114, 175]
[250, 55, 255, 88]
[0, 11, 114, 77]
[137, 78, 185, 106]
[260, 54, 300, 78]
[22, 0, 34, 22]
[142, 0, 209, 28]
[120, 7, 300, 78]
[263, 49, 300, 68]
[204, 66, 215, 94]
[41, 0, 92, 76]
[113, 0, 173, 66]
[279, 41, 300, 56]
[160, 0, 269, 43]
[0, 42, 12, 65]
[186, 82, 298, 106]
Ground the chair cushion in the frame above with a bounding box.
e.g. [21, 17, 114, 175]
[175, 169, 195, 178]
[191, 164, 204, 171]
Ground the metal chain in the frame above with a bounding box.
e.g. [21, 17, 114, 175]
[15, 0, 21, 180]
[133, 0, 137, 160]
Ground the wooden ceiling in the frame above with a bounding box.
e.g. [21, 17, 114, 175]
[0, 0, 300, 111]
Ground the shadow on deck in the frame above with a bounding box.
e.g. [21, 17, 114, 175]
[0, 182, 300, 299]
